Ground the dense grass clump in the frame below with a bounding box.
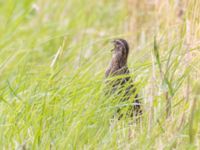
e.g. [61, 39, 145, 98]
[0, 0, 200, 149]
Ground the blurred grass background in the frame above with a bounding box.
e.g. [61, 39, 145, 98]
[0, 0, 200, 149]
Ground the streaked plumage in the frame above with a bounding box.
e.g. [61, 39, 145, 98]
[105, 39, 142, 119]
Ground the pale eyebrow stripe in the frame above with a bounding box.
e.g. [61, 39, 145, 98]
[115, 39, 126, 49]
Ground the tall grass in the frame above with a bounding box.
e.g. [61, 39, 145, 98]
[0, 0, 199, 149]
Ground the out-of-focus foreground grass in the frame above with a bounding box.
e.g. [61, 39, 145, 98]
[0, 0, 199, 149]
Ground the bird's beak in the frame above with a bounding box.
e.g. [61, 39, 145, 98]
[111, 40, 116, 44]
[110, 40, 116, 52]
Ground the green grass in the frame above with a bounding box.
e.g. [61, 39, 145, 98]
[0, 0, 200, 149]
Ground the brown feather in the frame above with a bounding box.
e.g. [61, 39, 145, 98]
[105, 39, 142, 119]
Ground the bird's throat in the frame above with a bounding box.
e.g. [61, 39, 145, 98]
[112, 52, 127, 68]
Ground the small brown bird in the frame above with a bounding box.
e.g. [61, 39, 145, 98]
[105, 38, 142, 119]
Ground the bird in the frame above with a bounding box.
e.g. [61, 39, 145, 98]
[105, 38, 142, 120]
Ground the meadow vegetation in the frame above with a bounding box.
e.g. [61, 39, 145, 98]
[0, 0, 200, 149]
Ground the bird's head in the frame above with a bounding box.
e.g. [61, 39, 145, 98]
[111, 39, 129, 59]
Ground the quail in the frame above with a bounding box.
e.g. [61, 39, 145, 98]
[105, 38, 142, 119]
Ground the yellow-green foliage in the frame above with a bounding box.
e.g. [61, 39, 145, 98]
[0, 0, 199, 149]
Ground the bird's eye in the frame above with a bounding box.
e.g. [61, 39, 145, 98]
[116, 43, 121, 47]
